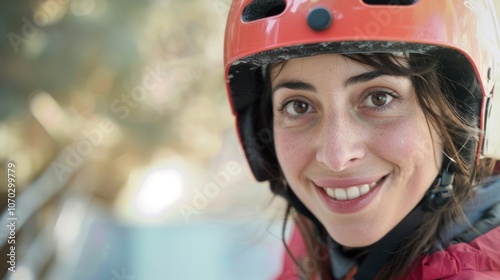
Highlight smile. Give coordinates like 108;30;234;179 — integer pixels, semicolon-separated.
320;176;386;201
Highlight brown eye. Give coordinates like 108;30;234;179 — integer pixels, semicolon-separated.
371;93;388;106
284;100;312;116
293;101;309;114
362;90;394;108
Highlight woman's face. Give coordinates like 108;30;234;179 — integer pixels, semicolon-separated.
272;54;442;247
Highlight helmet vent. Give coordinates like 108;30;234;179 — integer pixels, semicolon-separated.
242;0;286;22
362;0;418;5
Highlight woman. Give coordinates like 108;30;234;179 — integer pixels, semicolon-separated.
224;1;500;279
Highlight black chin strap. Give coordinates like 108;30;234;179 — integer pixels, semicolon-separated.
354;167;455;279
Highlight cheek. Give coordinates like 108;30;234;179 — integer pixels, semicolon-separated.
376;117;442;187
377;112;436;158
274;127;314;178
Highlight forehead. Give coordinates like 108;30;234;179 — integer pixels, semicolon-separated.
269;54;374;88
270;53;410;83
271;54;368;73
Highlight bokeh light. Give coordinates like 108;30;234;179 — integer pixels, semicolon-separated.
135;168;184;216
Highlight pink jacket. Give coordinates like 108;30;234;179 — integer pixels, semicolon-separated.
408;226;500;280
276;225;500;280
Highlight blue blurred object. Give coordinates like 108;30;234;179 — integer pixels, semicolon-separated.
63;213;284;280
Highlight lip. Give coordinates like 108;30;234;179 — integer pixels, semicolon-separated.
314;175;388;214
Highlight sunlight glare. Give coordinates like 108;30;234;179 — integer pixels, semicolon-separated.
135;169;184;216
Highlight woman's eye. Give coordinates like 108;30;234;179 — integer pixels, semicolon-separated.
284;100;312;115
363;91;394;107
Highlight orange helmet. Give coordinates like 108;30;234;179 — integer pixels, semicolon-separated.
224;0;500;182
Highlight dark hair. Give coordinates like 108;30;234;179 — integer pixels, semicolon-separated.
257;52;496;279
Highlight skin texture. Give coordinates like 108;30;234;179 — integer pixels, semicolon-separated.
272;54;443;247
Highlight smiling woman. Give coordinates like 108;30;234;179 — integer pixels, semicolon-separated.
271;54;443;248
224;1;500;279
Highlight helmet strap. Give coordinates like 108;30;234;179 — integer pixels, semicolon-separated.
422;161;455;212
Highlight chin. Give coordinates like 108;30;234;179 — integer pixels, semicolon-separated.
325;225;386;248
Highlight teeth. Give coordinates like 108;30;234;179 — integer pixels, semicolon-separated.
334;188;347;200
326;188;335;197
360;184;370;195
323;179;381;201
347;186;360;200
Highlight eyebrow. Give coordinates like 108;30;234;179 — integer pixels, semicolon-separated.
272;81;317;93
272;70;386;93
344;70;385;88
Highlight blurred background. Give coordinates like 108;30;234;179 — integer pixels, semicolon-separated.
3;1;500;280
0;1;288;279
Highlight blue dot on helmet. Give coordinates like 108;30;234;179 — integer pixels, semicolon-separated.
307;7;332;31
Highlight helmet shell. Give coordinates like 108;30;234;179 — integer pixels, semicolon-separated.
224;0;500;181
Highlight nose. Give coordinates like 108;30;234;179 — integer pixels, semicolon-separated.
315;111;366;172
